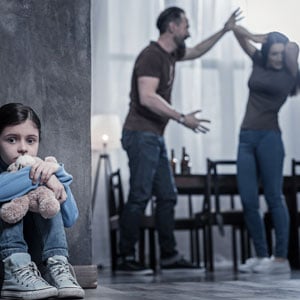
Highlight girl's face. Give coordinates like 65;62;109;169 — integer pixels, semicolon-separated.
267;43;285;70
0;119;39;165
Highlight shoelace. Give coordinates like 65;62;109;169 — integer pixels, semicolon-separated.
13;262;45;286
48;260;77;285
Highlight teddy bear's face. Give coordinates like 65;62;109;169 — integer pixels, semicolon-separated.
7;154;36;172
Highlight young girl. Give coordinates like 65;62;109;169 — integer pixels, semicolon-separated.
0;103;85;299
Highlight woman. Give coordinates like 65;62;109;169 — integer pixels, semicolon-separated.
233;25;299;274
0;103;84;299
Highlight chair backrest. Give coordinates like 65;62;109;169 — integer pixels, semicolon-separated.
206;159;239;211
292;159;300;177
205;159;241;236
291;159;300;205
108;169;125;218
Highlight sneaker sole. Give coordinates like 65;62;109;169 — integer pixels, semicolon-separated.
253;268;291;274
1;287;58;300
57;287;85;299
238;268;254;273
114;269;154;276
161;267;205;273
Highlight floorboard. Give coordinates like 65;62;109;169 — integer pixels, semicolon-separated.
81;266;300;300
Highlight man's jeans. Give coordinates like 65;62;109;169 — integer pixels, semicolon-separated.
237;129;289;258
0;211;68;263
119;129;178;259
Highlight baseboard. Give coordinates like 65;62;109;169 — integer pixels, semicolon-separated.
73;265;98;289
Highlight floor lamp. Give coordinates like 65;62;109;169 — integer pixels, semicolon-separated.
91;114;121;215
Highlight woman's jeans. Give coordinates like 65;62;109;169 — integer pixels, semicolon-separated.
237;129;289;258
119;129;178;259
0;211;68;263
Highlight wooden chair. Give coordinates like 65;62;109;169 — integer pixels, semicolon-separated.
108;169;156;273
263;162;300;268
290;159;300;268
174;174;210;267
200;159;251;271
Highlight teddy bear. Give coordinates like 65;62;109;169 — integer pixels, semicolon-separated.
0;154;61;224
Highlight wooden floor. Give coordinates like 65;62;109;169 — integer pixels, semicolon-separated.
83;266;300;300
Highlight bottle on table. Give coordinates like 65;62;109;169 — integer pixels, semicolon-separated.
170;149;177;174
180;147;191;175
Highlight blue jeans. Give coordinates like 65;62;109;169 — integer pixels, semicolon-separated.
0;211;68;263
119;129;178;259
237;130;289;258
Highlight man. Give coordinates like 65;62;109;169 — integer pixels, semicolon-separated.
118;6;241;275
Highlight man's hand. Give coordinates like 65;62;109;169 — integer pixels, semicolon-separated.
182;110;211;134
224;8;243;32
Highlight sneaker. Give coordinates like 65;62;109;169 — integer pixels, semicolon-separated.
44;255;85;299
160;255;202;270
115;257;154;275
238;257;266;273
1;253;58;300
253;256;291;274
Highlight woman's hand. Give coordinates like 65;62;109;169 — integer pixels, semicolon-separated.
46;175;67;203
251;33;268;44
30;158;60;184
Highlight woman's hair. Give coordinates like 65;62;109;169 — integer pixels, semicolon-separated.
261;31;289;66
261;31;300;96
0;103;41;139
156;6;185;34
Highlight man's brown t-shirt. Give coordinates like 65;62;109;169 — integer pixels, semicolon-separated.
123;41;180;136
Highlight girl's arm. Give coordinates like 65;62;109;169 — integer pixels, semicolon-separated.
0;164;79;227
233;25;267;58
50;164;79;227
60;185;79;228
37;164;79;228
0;167;39;201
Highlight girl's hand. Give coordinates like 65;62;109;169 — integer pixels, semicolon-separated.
46;175;67;203
30;159;60;184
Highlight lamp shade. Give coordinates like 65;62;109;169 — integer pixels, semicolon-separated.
91;114;122;151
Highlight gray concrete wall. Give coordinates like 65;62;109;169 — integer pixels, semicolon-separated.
0;0;92;265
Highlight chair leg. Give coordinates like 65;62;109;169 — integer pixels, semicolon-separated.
190;229;194;263
265;218;273;256
205;224;214;271
110;231;117;273
231;227;238;271
149;229;156;272
195;229;201;267
240;227;246;263
139;229;145;265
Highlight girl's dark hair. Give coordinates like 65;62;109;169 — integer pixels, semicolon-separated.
156;6;185;34
0;103;41;139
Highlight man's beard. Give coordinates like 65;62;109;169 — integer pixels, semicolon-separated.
176;40;186;59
